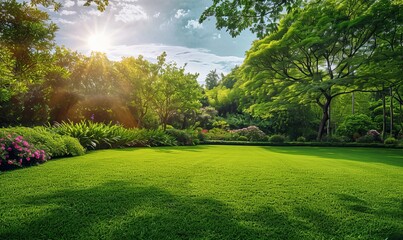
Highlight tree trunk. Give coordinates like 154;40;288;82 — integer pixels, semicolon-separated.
352;92;355;115
390;87;394;137
382;90;387;140
327;103;331;136
317;98;331;141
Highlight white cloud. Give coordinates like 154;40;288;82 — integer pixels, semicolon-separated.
63;0;75;8
105;44;243;83
60;10;76;15
213;33;221;39
185;19;203;29
115;5;148;23
54;18;75;25
88;9;103;16
153;12;161;18
175;9;189;19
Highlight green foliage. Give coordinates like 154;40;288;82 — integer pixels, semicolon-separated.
204;128;236;141
0;126;84;158
131;129;176;147
62;136;86;156
269;135;285;143
356;134;376;143
321;135;346;143
237;136;248;141
337;114;375;141
384;137;398;145
205;69;220;90
200;0;301;38
296;136;306;142
212;120;229;129
165;129;196;146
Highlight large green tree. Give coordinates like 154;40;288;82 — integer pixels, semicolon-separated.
115;56;159;128
0;0;57;125
153;53;202;130
242;0;391;140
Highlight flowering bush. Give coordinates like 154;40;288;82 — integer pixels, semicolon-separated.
230;126;267;141
0;134;48;171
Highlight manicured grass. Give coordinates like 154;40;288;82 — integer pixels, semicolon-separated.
1;146;402;239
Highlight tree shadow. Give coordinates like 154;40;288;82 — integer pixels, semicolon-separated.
261;146;403;167
0;181;292;239
336;193;373;213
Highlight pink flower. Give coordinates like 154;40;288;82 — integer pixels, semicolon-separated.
19;159;22;164
7;160;13;165
27;157;30;161
7;147;12;151
22;141;29;147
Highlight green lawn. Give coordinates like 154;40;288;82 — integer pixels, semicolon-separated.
1;146;402;239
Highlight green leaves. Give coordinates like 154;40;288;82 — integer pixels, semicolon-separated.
200;0;302;38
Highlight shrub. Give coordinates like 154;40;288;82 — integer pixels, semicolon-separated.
0;127;84;158
296;136;306;142
212;120;229;130
322;135;345;143
238;136;249;141
62;136;86;156
384;137;398;145
269;135;285;143
230;126;267;141
142;129;176;147
337;114;375;141
126;129;176;147
166;129;194;146
0;134;48;171
204;128;236;141
356;134;375;143
51;120;137;150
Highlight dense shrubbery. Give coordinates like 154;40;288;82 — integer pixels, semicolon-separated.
384;137;398;145
165;129;199;146
269;135;285;143
0;127;85;158
204;128;236;141
337;114;375;141
50;120;192;148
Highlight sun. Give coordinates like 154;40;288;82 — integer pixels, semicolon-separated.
87;33;111;52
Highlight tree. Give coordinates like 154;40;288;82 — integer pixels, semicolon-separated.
115;56;159;128
153;53;202;130
199;0;302;38
205;69;220;90
0;0;57;125
242;0;386;140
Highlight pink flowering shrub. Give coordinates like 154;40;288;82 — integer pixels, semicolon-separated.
230;126;267;141
0;134;48;171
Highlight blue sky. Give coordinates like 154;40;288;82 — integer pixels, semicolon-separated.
44;0;256;83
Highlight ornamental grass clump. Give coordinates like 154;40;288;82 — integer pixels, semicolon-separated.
0;134;48;171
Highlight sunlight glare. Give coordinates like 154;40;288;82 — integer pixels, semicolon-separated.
87;33;111;52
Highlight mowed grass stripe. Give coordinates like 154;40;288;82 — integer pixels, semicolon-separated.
0;146;402;239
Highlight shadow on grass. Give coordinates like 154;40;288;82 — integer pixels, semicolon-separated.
261;146;403;167
0;181;301;239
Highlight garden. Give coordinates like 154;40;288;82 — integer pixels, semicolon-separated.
1;0;403;239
